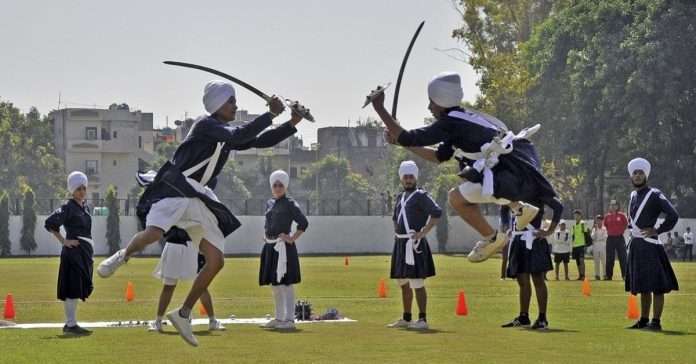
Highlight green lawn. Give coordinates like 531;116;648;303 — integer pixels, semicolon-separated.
0;256;694;363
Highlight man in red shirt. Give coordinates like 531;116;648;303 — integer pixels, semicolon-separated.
603;200;628;280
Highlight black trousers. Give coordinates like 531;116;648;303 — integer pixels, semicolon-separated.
606;236;627;279
685;245;693;261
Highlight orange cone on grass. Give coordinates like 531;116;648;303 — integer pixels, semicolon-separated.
344;256;350;267
125;281;135;302
626;294;639;319
377;278;388;298
456;291;468;316
199;303;208;316
3;293;15;320
582;277;591;297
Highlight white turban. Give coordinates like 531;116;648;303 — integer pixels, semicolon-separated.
628;157;651;178
398;160;419;179
269;170;289;189
67;171;88;193
427;72;463;108
203;80;236;114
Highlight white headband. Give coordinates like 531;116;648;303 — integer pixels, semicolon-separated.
427;72;463;108
398;160;419;179
203;80;236;114
269;170;289;189
67;171;88;193
628;157;651;178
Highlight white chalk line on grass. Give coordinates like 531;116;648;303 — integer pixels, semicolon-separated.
0;317;356;329
9;292;696;305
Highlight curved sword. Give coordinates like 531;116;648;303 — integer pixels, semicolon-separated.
391;20;425;119
163;61;315;122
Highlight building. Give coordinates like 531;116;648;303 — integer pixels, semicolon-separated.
316;123;387;179
49;104;155;200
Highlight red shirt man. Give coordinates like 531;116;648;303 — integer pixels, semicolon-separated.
604;208;628;237
603;200;628;280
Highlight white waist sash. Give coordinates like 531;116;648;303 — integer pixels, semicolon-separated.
511;227;537;250
264;237;287;282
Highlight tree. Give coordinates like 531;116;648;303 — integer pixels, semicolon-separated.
105;185;121;255
0;102;66;200
301;154;375;214
20;186;37;255
0;190;10;256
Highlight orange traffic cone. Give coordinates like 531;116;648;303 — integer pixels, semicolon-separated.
456;291;468;316
344;256;350;267
125;281;135;302
198;303;207;316
377;278;388;298
626;294;639;319
4;293;15;320
581;277;591;297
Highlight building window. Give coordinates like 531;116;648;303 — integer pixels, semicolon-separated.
113;160;117;166
290;167;298;178
86;127;98;140
113;131;118;139
138;135;142;149
300;166;307;176
85;160;98;176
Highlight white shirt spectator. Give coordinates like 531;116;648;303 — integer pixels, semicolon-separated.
684;231;693;246
551;229;572;254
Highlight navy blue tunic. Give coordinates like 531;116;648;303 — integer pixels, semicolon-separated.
625;186;679;294
397;108;557;203
136;115;297;236
259;196;308;285
390;189;442;279
45;199;94;301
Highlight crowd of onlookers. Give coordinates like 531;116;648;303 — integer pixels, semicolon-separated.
502;199;693;281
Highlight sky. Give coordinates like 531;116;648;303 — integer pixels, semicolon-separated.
0;0;479;144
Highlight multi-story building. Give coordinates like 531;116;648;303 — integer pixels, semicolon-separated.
49;103;155;200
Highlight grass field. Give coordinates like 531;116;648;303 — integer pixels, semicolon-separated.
0;255;694;364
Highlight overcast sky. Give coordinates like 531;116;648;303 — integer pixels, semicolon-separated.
0;0;478;143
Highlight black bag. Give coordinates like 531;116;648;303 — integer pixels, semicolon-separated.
583;223;593;247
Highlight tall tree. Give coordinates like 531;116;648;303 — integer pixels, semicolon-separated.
0;190;10;256
104;185;121;255
20;186;37;255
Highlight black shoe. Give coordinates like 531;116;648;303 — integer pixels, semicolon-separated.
627;320;649;330
63;324;92;335
531;319;549;330
576;276;585;281
501;316;531;328
605;277;612;281
646;321;662;331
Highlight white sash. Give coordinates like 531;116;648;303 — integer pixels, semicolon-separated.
77;236;94;247
449;111;541;197
182;142;225;186
628;188;660;245
395;190;424;266
512;224;536;250
264;237;287;283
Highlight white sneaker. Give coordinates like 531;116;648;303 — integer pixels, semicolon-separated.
468;232;508;263
386;319;410;328
97;249;127;278
166;308;198;347
408;319;429;330
147;320;163;333
275;320;296;330
515;203;539;230
261;319;282;329
208;319;225;331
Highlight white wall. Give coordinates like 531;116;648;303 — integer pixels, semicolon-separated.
6;216;695;257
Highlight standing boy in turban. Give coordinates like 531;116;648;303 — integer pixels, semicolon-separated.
98;80;305;346
386;161;441;330
625;158;679;331
369;72;562;263
259;170;308;331
45;171;94;336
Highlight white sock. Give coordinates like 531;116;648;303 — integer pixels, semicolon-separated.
64;298;78;327
283;285;295;322
156;315;163;322
271;285;284;320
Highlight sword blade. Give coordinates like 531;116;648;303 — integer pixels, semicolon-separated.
163;61;271;102
391;21;425;119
